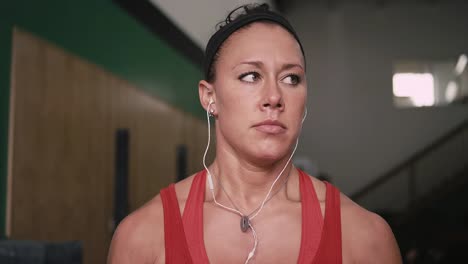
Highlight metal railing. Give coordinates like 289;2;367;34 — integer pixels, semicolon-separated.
352;118;468;213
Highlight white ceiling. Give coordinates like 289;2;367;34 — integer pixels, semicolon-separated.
148;0;276;49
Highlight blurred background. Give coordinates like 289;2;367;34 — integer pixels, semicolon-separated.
0;0;467;263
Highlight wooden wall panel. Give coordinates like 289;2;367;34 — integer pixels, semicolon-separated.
9;29;115;264
8;28;208;264
124;87;184;210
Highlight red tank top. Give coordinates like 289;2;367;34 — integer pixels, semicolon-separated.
160;169;342;263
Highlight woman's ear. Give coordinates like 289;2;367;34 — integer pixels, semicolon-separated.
199;80;216;113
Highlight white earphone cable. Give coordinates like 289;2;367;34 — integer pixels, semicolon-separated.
202;101;307;264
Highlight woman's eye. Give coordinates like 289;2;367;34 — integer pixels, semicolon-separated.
239;72;260;83
282;75;300;85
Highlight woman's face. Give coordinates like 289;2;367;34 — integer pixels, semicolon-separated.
204;22;307;165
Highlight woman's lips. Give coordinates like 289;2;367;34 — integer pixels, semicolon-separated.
253;120;286;134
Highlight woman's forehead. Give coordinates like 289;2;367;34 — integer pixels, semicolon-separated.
218;22;305;68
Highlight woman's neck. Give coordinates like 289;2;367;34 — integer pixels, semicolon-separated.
209;146;294;212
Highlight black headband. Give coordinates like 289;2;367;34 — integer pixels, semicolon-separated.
204;9;306;80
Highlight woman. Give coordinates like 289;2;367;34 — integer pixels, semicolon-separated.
108;4;401;264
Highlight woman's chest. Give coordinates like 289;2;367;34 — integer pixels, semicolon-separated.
200;204;305;263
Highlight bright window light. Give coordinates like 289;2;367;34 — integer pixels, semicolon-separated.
445;81;459;103
455;54;467;76
393;73;435;107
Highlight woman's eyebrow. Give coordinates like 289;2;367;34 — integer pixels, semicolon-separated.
233;61;304;71
281;63;304;71
232;60;264;70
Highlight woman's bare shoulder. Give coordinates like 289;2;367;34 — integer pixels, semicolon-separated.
302;173;402;264
107;194;165;264
107;173;198;264
340;193;402;264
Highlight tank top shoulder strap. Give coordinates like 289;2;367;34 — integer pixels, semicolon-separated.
182;170;210;263
160;184;193;263
312;181;342;264
297;169;324;263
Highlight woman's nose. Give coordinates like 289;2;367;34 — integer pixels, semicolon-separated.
261;82;284;111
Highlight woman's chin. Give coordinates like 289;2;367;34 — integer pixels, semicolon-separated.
248;146;292;166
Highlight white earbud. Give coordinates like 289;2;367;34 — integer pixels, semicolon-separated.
208;99;215;116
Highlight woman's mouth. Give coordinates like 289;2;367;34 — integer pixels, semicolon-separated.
253;120;287;134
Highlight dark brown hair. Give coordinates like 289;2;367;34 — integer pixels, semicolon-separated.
204;3;305;82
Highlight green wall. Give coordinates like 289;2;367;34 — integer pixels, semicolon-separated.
0;0;203;237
